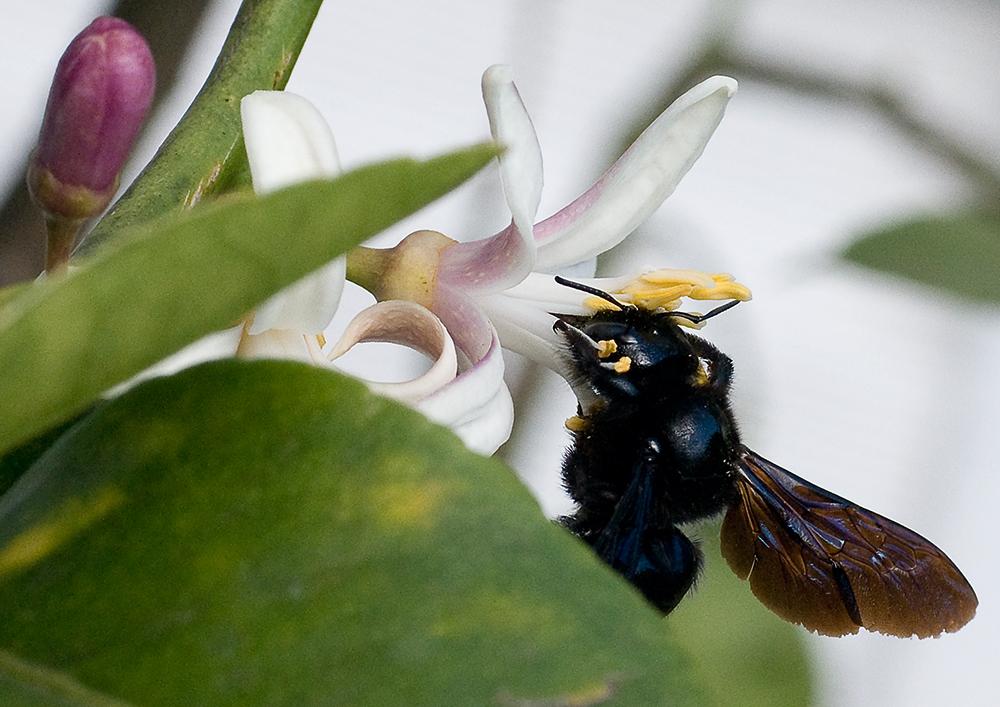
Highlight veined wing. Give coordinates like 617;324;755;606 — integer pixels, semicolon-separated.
720;447;977;638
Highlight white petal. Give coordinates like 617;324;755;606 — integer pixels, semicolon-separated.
436;67;542;295
483;64;542;259
533;76;737;271
248;257;346;335
477;281;570;374
328;300;458;404
241;91;346;334
241;91;341;194
236;327;328;364
440;382;514;456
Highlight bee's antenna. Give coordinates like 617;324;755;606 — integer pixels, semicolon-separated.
554;276;629;310
669;299;741;324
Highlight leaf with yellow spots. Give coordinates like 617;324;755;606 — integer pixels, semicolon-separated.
0;359;711;707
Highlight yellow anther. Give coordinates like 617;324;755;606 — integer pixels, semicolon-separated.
582;295;624;312
620;283;694;310
597;339;617;359
689;273;752;301
638;268;717;289
613;356;632;374
675;317;707;330
565;415;588;432
586;268;751;317
576;268;751;321
316;332;327;348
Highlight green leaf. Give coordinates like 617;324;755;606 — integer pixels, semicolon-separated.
668;522;814;707
82;0;327;250
0;283;30;310
0;409;94;500
843;210;1000;303
0;360;705;706
0;651;133;707
0;144;495;457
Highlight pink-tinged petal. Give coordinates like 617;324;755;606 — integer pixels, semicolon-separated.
533;76;737;272
437;65;541;294
328;300;458;404
418;284;514;454
416;331;513;455
241;91;346;334
437;220;534;295
430;283;496;363
483;64;542;254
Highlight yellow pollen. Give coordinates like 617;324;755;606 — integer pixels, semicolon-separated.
565;415;588;432
613;356;632;374
597;339;617;359
620;283;695;310
692;361;710;386
582;296;623;312
586;268;752;321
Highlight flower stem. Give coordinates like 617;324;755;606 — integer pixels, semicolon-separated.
43;217;84;275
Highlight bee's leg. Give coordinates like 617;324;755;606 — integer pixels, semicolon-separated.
622;526;701;614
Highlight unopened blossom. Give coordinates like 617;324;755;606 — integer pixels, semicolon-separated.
28;16;155;272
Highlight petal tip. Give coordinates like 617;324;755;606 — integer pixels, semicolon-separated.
704;75;739;97
482;64;514;90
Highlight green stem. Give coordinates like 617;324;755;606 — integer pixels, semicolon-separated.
44;216;85;275
80;0;326;253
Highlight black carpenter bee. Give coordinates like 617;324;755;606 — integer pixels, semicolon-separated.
552;275;977;637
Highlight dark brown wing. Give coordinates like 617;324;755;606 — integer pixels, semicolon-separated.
719;447;977;638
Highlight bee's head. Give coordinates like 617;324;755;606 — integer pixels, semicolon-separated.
553;307;698;400
550;276;741;402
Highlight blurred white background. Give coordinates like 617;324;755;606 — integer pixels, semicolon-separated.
4;1;999;705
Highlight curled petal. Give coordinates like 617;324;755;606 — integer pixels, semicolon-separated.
421;284;514;454
533;76;738;271
241;91;345;334
437;65;541;294
429;377;514;456
328;300;457;404
417;331;513;455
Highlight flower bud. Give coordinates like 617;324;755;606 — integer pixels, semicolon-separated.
27;16;156;222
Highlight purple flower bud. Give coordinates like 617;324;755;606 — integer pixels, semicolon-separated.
28;16;156;221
